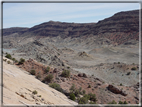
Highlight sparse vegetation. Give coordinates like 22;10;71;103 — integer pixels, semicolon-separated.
70;84;76;93
88;84;91;88
119;101;128;104
69;93;76;101
43;74;53;83
67;66;70;69
82;90;86;95
45;66;50;73
5;54;12;59
49;83;63;92
7;61;11;64
120;83;123;86
3;59;7;62
131;67;136;70
78;95;89;104
108;100;117;104
61;69;70;78
38;95;41;97
18;58;25;65
88;93;97;102
118;62;120;64
126;72;131;75
32;90;38;95
30;69;36;75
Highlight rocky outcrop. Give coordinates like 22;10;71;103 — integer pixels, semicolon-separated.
78;73;87;78
2;57;77;105
3;9;140;45
107;85;127;96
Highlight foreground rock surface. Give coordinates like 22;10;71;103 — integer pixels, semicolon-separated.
2;57;77;105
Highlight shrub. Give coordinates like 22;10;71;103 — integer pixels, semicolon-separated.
43;74;53;83
131;67;136;70
119;101;123;104
88;84;91;88
18;58;25;65
69;93;76;101
45;66;50;73
120;83;123;86
88;93;97;102
108;100;117;104
12;58;16;61
78;96;89;104
32;90;37;95
3;59;7;62
126;72;131;75
124;101;128;104
119;101;128;104
49;83;63;92
61;69;70;78
36;74;41;79
67;66;70;69
38;95;41;97
82;90;86;95
74;89;80;97
118;62;120;64
7;61;11;64
30;69;36;75
5;54;11;59
69;84;76;93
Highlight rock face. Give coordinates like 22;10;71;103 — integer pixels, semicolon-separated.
2;57;77;105
3;9;140;45
107;85;127;96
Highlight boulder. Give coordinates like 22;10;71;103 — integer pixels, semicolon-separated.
107;85;127;96
53;68;59;73
78;73;87;78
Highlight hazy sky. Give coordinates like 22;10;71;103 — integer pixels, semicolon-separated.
3;2;140;28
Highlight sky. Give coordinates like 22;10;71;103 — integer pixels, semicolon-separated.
3;1;140;28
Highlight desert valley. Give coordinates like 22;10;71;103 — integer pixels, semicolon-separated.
1;9;141;105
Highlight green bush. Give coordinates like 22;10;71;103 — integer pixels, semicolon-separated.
119;101;128;104
45;66;50;73
49;83;63;92
74;89;80;97
118;62;120;64
131;67;136;70
32;90;38;95
61;69;70;78
69;84;76;93
124;101;128;104
108;100;117;104
5;54;11;59
3;59;7;62
30;69;36;75
7;61;11;64
82;90;86;95
18;58;25;65
120;83;123;86
12;58;16;61
78;96;89;104
43;74;53;83
69;93;76;101
88;93;97;102
88;84;91;88
67;66;70;69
